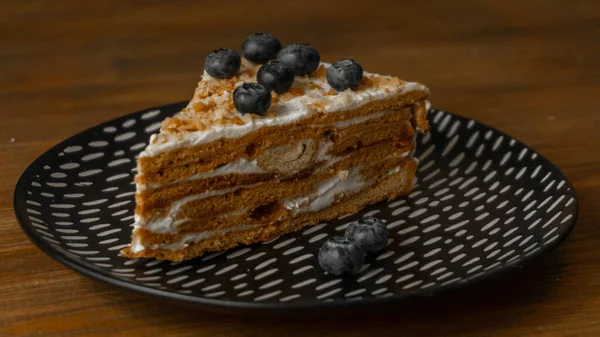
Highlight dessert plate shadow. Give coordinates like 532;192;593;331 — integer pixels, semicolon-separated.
14;102;578;312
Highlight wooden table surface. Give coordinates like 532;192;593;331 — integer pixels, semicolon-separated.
2;1;600;336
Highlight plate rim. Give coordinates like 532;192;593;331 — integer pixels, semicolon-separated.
13;102;580;311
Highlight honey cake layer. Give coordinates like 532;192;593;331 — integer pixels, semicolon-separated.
135;138;415;222
122;162;416;261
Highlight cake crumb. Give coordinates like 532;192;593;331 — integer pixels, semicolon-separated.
312;65;327;79
192;102;206;112
282;87;305;100
231;117;244;125
310;101;326;110
337;170;349;181
361;75;374;88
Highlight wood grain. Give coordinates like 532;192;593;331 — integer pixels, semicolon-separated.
2;0;600;336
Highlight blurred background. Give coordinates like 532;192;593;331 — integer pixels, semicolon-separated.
2;0;597;158
2;1;600;336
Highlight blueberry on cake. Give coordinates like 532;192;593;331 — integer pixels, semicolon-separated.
121;33;430;261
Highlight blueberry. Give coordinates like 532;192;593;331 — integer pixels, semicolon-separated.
232;83;271;116
326;59;363;91
242;32;282;64
345;216;388;254
276;44;320;76
318;237;365;276
257;61;295;93
204;48;241;79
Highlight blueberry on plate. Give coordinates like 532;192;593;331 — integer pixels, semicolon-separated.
232;83;271;116
318;236;365;276
257;61;295;93
242;32;282;64
345;216;388;254
204;48;241;79
276;44;320;76
326;59;363;91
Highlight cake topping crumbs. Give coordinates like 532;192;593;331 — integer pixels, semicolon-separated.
271;92;279;104
312;64;327;79
231;117;245;125
310;101;326;110
289;87;305;96
196;91;210;99
192;102;206;112
169;61;418;133
196;121;208;131
169;35;421;133
361;75;372;86
374;76;401;87
283;87;304;100
151;133;167;144
165;34;421;135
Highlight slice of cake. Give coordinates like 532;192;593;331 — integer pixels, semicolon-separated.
122;33;429;261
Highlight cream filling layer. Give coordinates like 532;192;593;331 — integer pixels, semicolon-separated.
306;168;365;213
130;224;262;253
140;159;264;192
138;183;262;233
282;160;408;215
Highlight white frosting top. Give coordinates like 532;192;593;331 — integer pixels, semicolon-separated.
139;61;428;157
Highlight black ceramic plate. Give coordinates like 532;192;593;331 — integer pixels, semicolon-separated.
14;103;578;311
